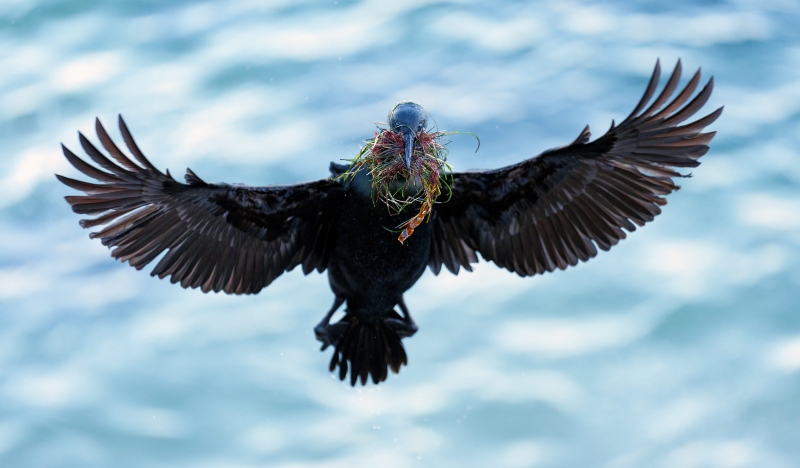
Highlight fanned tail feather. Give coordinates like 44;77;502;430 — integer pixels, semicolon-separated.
327;312;409;386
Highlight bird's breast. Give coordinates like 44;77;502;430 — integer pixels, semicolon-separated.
327;190;431;314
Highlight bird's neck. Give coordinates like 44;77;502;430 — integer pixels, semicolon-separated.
347;167;425;199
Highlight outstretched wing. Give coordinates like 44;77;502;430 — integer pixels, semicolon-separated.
429;59;723;276
57;116;344;294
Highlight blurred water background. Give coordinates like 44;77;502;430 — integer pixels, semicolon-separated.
1;0;799;466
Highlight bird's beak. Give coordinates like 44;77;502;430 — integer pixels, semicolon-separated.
402;130;415;170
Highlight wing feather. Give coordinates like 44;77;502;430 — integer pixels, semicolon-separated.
58;116;343;294
430;60;722;276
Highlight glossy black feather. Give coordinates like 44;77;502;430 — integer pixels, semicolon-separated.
58;116;344;295
429;59;722;276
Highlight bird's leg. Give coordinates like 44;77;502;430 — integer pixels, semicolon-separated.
314;295;346;351
385;296;418;338
397;297;412;321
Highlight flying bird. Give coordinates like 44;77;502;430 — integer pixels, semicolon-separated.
57;60;722;386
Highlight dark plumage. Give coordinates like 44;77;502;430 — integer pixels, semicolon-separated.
57;60;722;385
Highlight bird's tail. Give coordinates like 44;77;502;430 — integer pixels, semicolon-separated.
327;311;409;386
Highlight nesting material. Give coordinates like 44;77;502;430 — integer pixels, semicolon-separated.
339;128;454;243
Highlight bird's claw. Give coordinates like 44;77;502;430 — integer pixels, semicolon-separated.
314;321;348;351
315;312;416;352
384;317;418;338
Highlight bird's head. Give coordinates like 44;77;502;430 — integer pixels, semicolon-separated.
387;101;429;170
338;101;453;242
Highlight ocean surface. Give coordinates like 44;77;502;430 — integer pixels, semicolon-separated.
1;1;799;466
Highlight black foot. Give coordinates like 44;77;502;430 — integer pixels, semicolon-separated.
384;316;418;338
314;321;349;351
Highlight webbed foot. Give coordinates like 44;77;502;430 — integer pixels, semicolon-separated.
384;316;418;338
314;320;349;351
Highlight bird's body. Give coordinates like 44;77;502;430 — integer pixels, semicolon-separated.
328;172;431;320
57;60;722;385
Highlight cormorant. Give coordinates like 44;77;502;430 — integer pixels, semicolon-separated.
56;60;722;385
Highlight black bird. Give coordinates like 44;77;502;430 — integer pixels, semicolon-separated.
56;60;722;386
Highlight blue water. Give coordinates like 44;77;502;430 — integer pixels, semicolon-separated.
1;1;799;466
